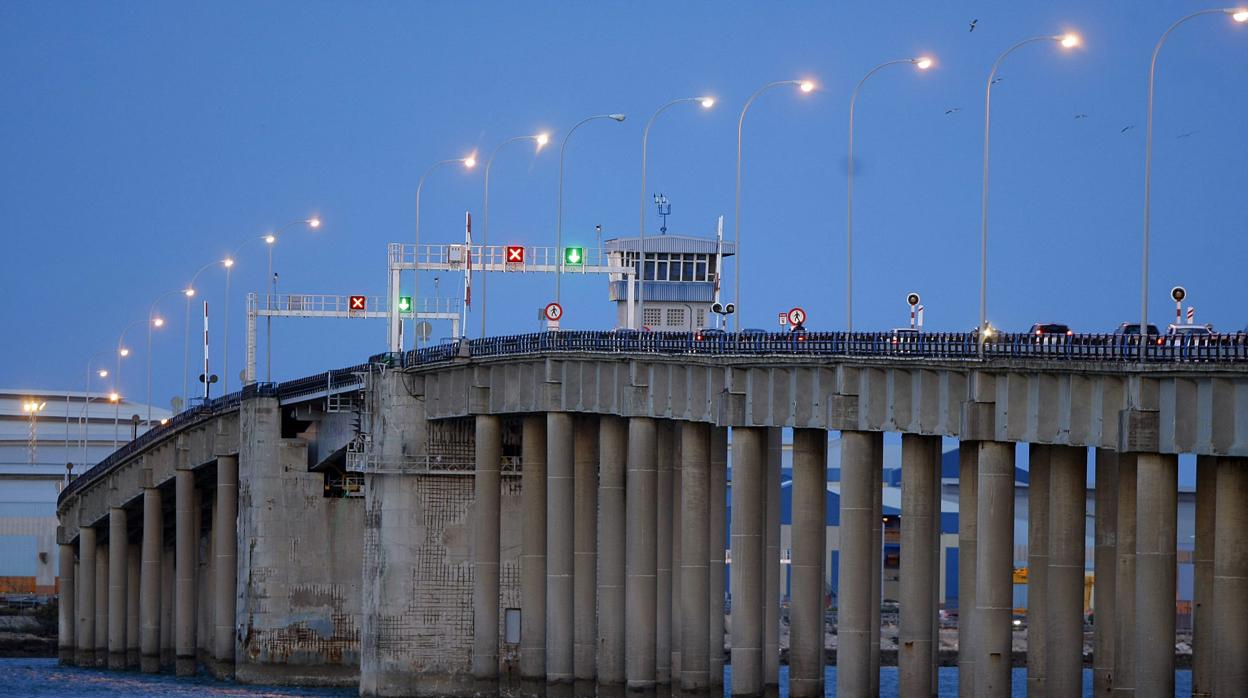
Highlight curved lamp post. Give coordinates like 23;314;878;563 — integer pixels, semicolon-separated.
260;217;321;379
182;260;230;406
113;318;149;448
481;133;549;338
978;33;1081;358
80;351;116;467
145;288;186;423
555;113;627;305
638;97;715;327
734;79;815;330
1139;7;1247;358
412;157;475;346
846;58;932;332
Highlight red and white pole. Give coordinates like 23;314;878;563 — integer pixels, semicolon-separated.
1176;299;1182;325
917;305;925;330
1187;306;1194;325
203;301;210;399
909;306;916;329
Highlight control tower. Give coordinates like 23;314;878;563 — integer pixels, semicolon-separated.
604;225;736;331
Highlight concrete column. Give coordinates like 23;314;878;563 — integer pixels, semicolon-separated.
1213;456;1248;695
1047;445;1086;697
930;437;941;696
974;440;1015;696
680;421;710;692
1093;449;1118;695
126;542;140;667
95;540;107;666
213;455;237;672
546;411;574;684
1134;453;1176;698
655;421;673;685
58;543;75;664
836;430;877;696
1027;444;1052;696
573;415;598;683
108;507;127;669
76;527;94;667
1113;454;1137;696
472;415;501;681
899;434;937;697
160;544;174;667
625;416;657;690
790;428;827;698
671;427;683;682
1191;455;1216;697
730;426;765;696
957;443;979;698
763;427;781;688
175;468;196;676
520;414;547;682
708;426;728;688
140;487;163;673
596;416;627;685
870;433;883;697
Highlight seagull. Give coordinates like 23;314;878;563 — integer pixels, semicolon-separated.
945;107;961;115
1075;113;1089;119
991;76;1004;85
969;19;979;32
1121;125;1135;133
1176;130;1199;139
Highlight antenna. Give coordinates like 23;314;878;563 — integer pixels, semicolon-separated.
653;193;671;234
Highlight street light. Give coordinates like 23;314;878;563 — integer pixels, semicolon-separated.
1139;8;1246;359
182;260;226;406
412;156;476;347
146;289;184;423
978;33;1081;357
481;132;550;338
262;217;321;381
734;79;816;330
80;351;112;467
555;113;627;305
113;318;149;448
638;97;715;327
846;57;933;332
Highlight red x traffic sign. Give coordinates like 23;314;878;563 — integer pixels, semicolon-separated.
349;296;367;310
506;246;525;263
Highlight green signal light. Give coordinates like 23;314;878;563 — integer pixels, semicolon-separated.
397;296;412;312
564;247;584;265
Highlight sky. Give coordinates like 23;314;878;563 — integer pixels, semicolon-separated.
2;1;1247;412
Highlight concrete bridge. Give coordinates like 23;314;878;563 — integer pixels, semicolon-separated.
55;331;1248;696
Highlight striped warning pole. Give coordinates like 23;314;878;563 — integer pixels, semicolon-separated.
917;305;925;330
1186;306;1195;325
203;301;210;399
910;306;916;329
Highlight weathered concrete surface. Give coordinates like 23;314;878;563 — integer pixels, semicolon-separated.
835;430;876;696
57;542;74;664
790;428;826;698
957;443;978;698
1134;453;1177;698
625;417;657;691
75;526;95;667
1027;445;1051;696
1093;449;1117;695
596;416;627;686
730;426;764;696
1213;457;1248;695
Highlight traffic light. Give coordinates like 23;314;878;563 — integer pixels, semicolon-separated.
563;247;584;266
397;296;412;312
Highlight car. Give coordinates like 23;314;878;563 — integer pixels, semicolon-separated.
1163;323;1214;344
1114;322;1160;336
889;328;921;353
694;327;726;341
1029;323;1073;347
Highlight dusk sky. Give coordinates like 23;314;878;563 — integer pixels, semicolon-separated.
3;1;1246;411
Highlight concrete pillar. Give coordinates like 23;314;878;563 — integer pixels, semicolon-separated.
126;542;140;667
1134;453;1176;698
974;440;1015;696
472;415;501;681
175;468;196;676
1191;455;1216;697
790;428;827;698
680;421;710;692
160;544;174;667
708;426;728;687
140;487;163;673
730;426;765;696
1113;454;1137;696
870;433;883;697
596;416;627;685
899;434;937;697
957;443;978;698
108;507;127;669
1213;456;1248;695
655;421;673;685
573;415;599;683
95;540;107;666
213;455;237;673
837;430;877;696
1047;445;1086;697
1093;449;1118;695
625;416;657;690
520;414;547;682
76;527;95;667
930;437;942;696
1027;444;1052;696
546;412;574;684
763;427;781;688
671;426;683;682
58;543;75;664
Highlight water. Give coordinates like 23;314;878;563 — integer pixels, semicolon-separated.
0;658;1194;697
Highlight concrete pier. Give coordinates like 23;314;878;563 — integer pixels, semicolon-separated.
899;434;937;697
58;543;75;664
836;430;877;696
213;455;237;674
957;443;978;698
671;428;683;682
520;414;548;682
730;426;765;696
573;416;598;683
656;422;673;685
1027;444;1051;696
174;468;196;676
1048;445;1085;697
708;426;728;688
679;421;710;692
94;540;107;666
625;416;657;690
472;415;501;681
870;433;882;697
1093;449;1118;695
596;416;627;685
763;427;781;688
1134;453;1176;698
1213;457;1247;694
1113;454;1137;696
545;411;574;684
1192;455;1215;697
140;487;163;673
126;543;140;667
974;440;1015;696
77;527;95;667
108;507;127;669
790;428;826;698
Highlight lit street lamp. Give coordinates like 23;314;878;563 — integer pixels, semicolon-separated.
480;132;549;338
80;351;115;467
555;113;627;304
846;58;932;332
262;217;321;381
978;33;1081;358
113;318;149;448
145;289;184;423
413;158;475;347
734;79;815;330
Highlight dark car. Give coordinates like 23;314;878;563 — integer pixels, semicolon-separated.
1029;323;1073;347
1114;322;1160;336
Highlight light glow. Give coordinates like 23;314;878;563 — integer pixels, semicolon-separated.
1233;9;1248;21
307;217;321;229
160;418;169;425
1060;33;1080;48
264;234;276;244
108;392;120;403
119;348;130;357
97;369;108;378
184;288;195;298
223;258;234;268
915;57;934;70
463;155;477;169
700;96;716;108
535;132;550;148
153;317;164;327
799;80;815;93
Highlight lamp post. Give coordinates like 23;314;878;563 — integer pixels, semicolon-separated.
846;58;932;332
113;318;148;448
1139;8;1247;359
978;33;1081;358
182;260;223;407
555;113;627;304
481;133;549;338
411;158;475;347
734;80;815;330
261;217;321;380
80;351;114;467
145;288;184;423
639;97;714;327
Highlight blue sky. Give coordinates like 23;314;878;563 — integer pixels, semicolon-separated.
2;1;1247;410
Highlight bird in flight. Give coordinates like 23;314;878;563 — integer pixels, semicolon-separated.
1176;131;1199;139
945;107;961;115
991;76;1004;85
969;19;979;32
1074;113;1089;119
1121;125;1136;133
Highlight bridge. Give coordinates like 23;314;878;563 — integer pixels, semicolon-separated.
54;330;1248;696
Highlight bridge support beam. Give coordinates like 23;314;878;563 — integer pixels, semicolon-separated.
472;415;501;682
974;440;1015;696
573;415;598;683
1048;445;1086;697
519;414;547;683
76;526;95;667
140;487;163;673
1214;456;1248;694
655;421;672;685
160;543;174;668
626;416;658;690
1135;453;1177;697
958;442;978;698
790;428;826;698
213;455;238;675
596;415;627;685
1027;445;1051;697
1114;454;1137;696
1093;449;1118;695
729;426;765;696
95;537;107;665
1192;455;1216;697
126;540;140;667
545;411;574;685
764;427;781;689
175;468;197;676
672;425;683;684
899;434;938;697
870;433;883;697
708;426;728;688
58;543;75;664
679;421;710;693
108;507;127;669
836;430;879;697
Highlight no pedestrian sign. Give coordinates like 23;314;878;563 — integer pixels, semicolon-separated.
787;307;807;326
544;302;563;322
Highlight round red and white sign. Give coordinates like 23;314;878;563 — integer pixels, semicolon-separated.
787;307;807;326
544;302;563;322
